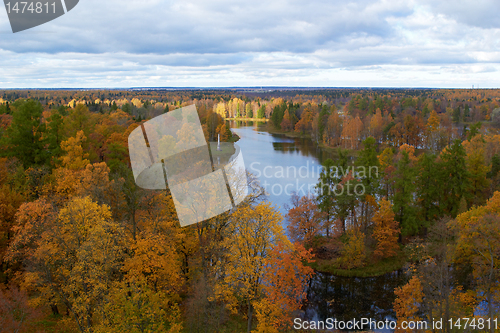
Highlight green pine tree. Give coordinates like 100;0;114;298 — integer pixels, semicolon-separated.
439;139;471;218
393;151;418;235
2;99;49;167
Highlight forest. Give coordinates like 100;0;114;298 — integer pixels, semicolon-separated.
0;88;499;332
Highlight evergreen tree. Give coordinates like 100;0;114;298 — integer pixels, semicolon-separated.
316;158;336;237
271;103;286;128
415;153;441;226
452;107;461;123
355;137;380;228
246;104;253;118
46;110;64;163
393;151;418;235
439;139;471;218
1;99;49;167
318;104;329;141
257;105;265;119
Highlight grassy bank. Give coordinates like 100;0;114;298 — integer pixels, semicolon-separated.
225;117;269;121
310;251;407;278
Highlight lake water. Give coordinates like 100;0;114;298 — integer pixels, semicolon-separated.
230;120;339;218
229;121;406;332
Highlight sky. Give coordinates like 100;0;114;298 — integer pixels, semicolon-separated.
0;0;499;88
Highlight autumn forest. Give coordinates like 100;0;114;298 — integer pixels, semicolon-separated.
0;88;499;332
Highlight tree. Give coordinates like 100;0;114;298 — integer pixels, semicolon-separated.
246;103;253;118
122;232;182;294
337;228;366;269
341;116;363;149
214;202;287;333
60;130;90;170
294;108;313;134
257;105;265;119
46;109;65;162
439;139;471;218
1;99;48;167
280;109;292;131
393;150;418;235
325;110;342;146
8;197;126;333
372;198;399;259
369;108;383;143
393;276;423;333
286;194;323;247
426;110;441;150
415;153;442;224
96;276;182;333
355;137;380;229
315;159;336;237
253;242;314;332
462;135;490;207
0;185;24;242
450;192;500;330
378;147;395;198
0;284;45;333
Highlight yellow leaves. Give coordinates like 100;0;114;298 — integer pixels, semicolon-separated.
60;130;89;170
337;228;366;269
378;147;394;172
398;144;418;163
393;276;423;333
10;196;127;331
254;242;314;332
214;202;288;320
426;110;440;132
253;298;281;333
372;198;400;259
96;275;183;333
451;192;500;307
122;232;182;294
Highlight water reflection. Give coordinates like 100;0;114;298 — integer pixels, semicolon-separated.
304;271;408;332
229;121;339;215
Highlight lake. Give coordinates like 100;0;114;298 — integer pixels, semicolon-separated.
229;120;339;217
229;120;406;332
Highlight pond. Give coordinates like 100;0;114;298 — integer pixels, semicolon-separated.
229;120;339;218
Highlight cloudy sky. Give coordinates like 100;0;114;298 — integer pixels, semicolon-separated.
0;0;499;88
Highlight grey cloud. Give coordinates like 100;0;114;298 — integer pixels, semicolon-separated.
421;0;500;29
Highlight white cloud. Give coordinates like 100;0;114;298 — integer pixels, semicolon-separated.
0;0;498;87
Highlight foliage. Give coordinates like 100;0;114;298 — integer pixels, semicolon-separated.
337;228;366;270
372;198;400;259
286;194;323;248
393;276;423;333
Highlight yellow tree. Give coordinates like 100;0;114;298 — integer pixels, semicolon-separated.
60;130;90;170
253;242;314;333
372;198;400;259
450;192;500;327
9;196;126;333
122;231;182;294
369;108;384;143
337;228;366;269
214;202;287;333
393;276;423;333
96;276;183;333
462;136;490;207
426;110;441;150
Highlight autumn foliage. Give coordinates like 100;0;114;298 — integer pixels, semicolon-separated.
372;198;400;259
